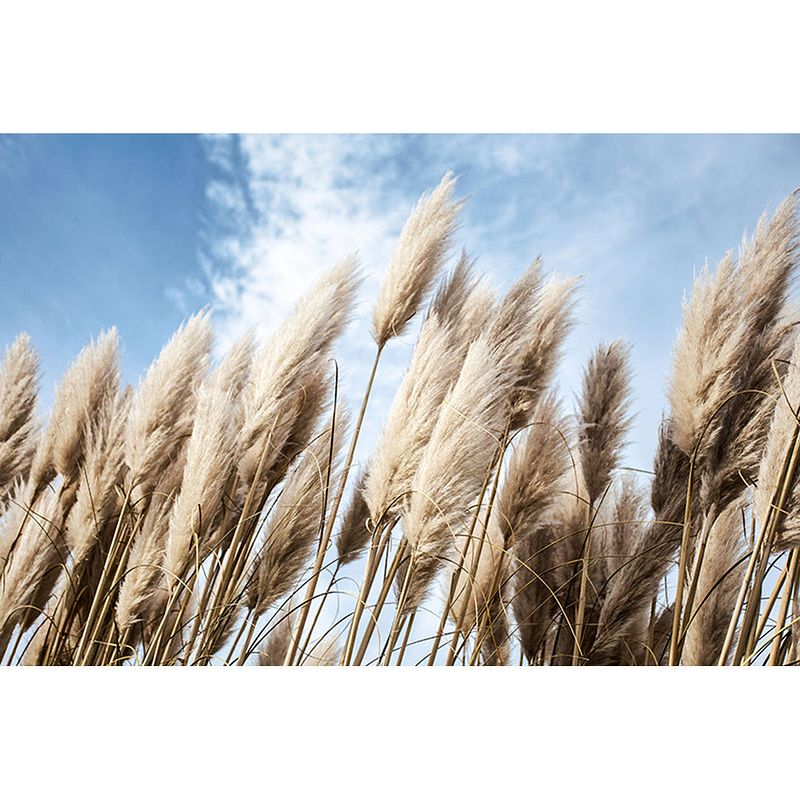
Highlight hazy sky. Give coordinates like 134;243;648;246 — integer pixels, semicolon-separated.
2;134;800;472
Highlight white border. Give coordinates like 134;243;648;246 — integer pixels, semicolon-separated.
1;1;799;131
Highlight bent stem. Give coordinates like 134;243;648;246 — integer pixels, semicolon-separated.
285;344;384;665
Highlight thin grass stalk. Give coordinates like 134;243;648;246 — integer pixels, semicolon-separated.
351;538;409;666
72;489;133;663
768;549;799;664
730;423;800;665
668;457;696;665
285;344;384;665
379;546;416;665
395;610;416;665
444;427;509;665
426;457;499;665
571;502;595;665
341;519;394;665
751;554;790;651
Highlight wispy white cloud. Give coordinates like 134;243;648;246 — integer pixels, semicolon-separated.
193;135;471;460
186;134;793;474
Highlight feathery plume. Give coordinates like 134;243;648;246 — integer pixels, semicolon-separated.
30;329;119;490
601;474;648;580
669;194;798;511
161;365;240;587
450;510;507;635
513;522;566;662
0;334;39;499
400;265;537;610
0;485;65;643
215;331;255;399
365;257;485;522
754;333;800;546
509;275;580;429
64;388;130;567
238;258;359;492
372;173;462;347
125;312;213;503
335;467;372;565
589;421;691;663
248;410;348;616
115;487;174;636
577;340;633;505
682;503;747;665
496;393;572;548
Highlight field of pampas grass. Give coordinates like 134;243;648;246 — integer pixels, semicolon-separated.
2;173;800;667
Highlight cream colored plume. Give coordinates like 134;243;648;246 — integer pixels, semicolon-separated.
365;257;489;522
238;258;359;492
0;484;65;643
372;173;462;347
669;194;798;511
248;409;348;616
577;340;633;505
509;274;579;429
682;503;747;665
400;264;537;610
31;328;119;489
64;388;130;567
125;312;213;503
161;359;240;588
0;334;40;500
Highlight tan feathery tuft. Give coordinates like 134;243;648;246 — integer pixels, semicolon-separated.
248;409;349;616
460;394;573;658
125;312;213;503
669;194;798;511
0;334;40;500
365;257;486;522
238;258;359;492
30;329;119;490
452;393;572;644
335;467;372;565
682;503;747;665
509;274;580;429
64;388;130;567
577;340;633;505
400;265;537;610
600;473;648;581
589;420;691;663
372;173;463;347
0;485;65;643
161;364;240;588
115;486;175;635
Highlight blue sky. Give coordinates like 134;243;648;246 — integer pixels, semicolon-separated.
1;134;800;472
